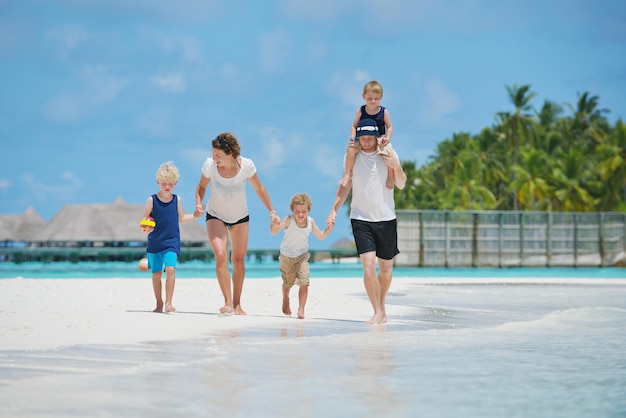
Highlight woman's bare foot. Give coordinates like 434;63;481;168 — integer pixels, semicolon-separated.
219;305;234;315
297;310;305;319
234;305;247;315
365;313;385;324
282;298;292;316
153;304;163;313
165;303;176;313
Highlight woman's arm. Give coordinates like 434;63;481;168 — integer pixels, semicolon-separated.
194;174;209;217
248;173;280;224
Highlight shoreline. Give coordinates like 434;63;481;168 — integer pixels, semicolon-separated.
1;276;625;351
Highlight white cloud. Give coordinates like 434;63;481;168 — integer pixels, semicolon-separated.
22;171;82;202
155;33;204;63
0;178;11;193
180;147;210;174
43;66;129;123
278;0;355;21
305;34;328;64
314;145;343;180
151;73;186;92
259;30;292;75
55;0;226;24
255;128;287;173
135;107;172;138
45;25;90;59
417;78;462;125
327;70;372;108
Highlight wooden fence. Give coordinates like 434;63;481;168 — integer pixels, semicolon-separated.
396;210;626;267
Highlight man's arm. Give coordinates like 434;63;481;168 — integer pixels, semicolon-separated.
327;180;351;227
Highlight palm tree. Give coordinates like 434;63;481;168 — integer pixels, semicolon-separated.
395;160;421;209
510;147;551;210
595;119;626;210
549;146;600;211
498;84;538;209
565;92;611;150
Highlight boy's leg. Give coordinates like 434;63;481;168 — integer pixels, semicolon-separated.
148;253;164;313
164;265;176;312
282;285;292;316
386;166;395;189
152;271;163;313
280;255;296;316
297;285;308;319
163;252;178;313
340;143;359;186
380;142;395;189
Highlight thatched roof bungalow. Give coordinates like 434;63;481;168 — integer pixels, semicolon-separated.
0;207;46;246
1;197;207;247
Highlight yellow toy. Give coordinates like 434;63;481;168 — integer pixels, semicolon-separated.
140;216;156;229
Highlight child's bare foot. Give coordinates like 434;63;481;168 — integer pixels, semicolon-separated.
365;313;385;324
234;305;247;315
297;309;305;319
153;303;163;313
165;303;176;313
282;297;292;316
219;305;234;315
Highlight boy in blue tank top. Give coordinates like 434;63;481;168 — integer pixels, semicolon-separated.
341;80;395;189
140;161;200;313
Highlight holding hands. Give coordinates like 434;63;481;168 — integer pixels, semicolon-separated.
194;204;205;218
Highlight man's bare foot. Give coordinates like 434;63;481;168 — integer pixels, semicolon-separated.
365;313;385;324
282;298;292;316
165;303;176;313
297;310;305;319
219;305;234;315
153;305;163;313
234;305;247;315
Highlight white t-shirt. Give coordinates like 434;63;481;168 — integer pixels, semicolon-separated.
201;157;256;224
349;150;397;222
280;216;312;258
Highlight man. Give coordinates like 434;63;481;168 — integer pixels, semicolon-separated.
327;118;407;324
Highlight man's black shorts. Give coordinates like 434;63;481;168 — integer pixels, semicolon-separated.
351;219;399;260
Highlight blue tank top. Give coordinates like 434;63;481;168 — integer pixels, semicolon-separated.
147;194;181;256
360;105;386;136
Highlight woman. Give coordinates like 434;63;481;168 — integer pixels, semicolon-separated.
194;132;280;315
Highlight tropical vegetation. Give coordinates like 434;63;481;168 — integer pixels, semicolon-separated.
395;84;626;213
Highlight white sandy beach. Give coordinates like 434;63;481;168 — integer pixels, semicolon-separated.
0;277;411;351
1;275;624;351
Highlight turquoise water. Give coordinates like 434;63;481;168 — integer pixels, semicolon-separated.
0;260;624;279
1;277;625;417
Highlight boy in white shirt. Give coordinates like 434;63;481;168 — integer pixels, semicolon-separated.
270;193;333;319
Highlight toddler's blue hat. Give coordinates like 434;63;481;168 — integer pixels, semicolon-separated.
355;118;379;138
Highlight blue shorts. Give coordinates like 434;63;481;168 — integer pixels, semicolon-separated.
351;219;399;260
147;251;178;273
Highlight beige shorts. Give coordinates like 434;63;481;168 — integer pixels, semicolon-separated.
279;253;310;288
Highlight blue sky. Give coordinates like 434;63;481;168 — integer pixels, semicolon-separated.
1;0;625;250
